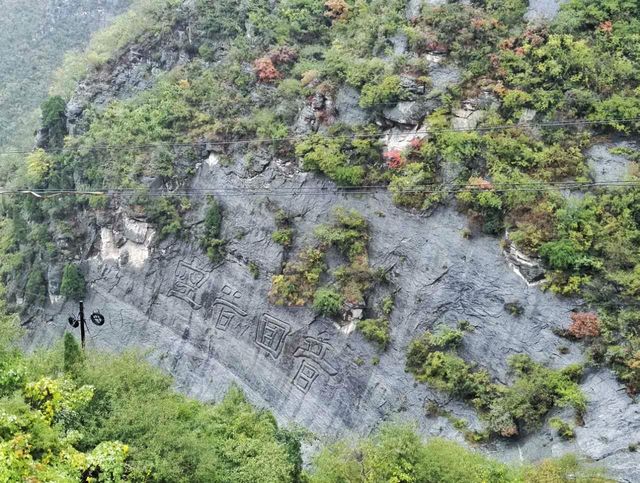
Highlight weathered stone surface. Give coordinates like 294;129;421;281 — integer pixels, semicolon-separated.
525;0;567;22
429;63;462;93
588;141;637;183
382;100;438;125
452;106;487;131
383;126;423;152
503;235;546;286
24;152;640;478
334;86;371;126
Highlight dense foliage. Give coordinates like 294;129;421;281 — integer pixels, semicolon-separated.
407;328;585;440
309;423;608;483
0;319;300;482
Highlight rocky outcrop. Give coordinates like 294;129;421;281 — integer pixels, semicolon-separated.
525;0;567;23
24;151;640;481
588;141;637;183
66;8;197;134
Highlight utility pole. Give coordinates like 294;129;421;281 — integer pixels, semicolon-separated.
68;300;105;350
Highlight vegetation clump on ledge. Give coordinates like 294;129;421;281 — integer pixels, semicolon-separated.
407;327;586;440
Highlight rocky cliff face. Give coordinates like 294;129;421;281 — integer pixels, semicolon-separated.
27;129;640;483
19;0;640;481
28;163;640;481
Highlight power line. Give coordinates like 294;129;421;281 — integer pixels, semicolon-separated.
3;179;640;199
0;116;638;157
13;179;640;191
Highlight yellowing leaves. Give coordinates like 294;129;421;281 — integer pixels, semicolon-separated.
25;148;52;185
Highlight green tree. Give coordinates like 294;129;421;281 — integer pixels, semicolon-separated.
313;287;344;317
60;264;86;301
25;265;47;306
63;332;84;377
40;96;67;150
200;197;226;262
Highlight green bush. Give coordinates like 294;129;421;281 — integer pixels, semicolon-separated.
295;131;384;187
270;247;326;306
550;418;576;440
308;423;607;482
145;197;185;241
40;96;67;150
358;318;390;349
314;207;369;260
63;332;84;377
25;265;47;306
407;330;586;439
200;198;225;262
313;287;344;317
272;228;294;247
359;75;405;108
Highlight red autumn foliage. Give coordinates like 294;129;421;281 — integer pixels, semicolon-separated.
425;40;448;53
409;138;423;150
269;46;298;64
254;57;281;82
325;0;349;21
568;312;601;339
500;424;519;438
598;20;613;33
467;177;493;190
500;37;516;50
523;29;546;47
384;150;404;170
471;18;488;30
514;47;526;57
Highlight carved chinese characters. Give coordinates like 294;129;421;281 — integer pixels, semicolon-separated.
166;263;340;395
255;314;290;359
168;261;208;309
212;285;248;331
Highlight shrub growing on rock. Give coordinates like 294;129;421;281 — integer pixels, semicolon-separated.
358;318;390;349
407;329;586;439
313;287;344;317
270;247;326;306
200;198;226;263
568;312;601;339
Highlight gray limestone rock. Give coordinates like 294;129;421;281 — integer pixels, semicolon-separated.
588;141;637;183
24;154;640;479
334;86;371;126
525;0;567;23
429;64;462;94
382;100;439;125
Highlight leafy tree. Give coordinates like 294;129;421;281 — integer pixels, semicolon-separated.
40;96;67;150
25;264;47;306
200;197;226;262
60;264;86;301
63;332;84;377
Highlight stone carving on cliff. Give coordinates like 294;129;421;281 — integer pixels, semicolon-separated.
212;284;248;331
168;260;209;309
255;314;291;359
292;337;338;394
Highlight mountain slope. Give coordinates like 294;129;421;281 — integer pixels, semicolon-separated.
6;0;640;480
0;0;131;151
